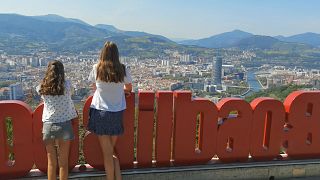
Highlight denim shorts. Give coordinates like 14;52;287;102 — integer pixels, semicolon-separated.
42;120;74;141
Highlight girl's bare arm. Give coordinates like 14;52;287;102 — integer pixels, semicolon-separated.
124;83;132;97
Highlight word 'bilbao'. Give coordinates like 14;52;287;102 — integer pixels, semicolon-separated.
0;91;319;179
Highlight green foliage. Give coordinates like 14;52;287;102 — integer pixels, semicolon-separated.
226;87;248;96
245;84;312;102
195;91;217;97
5;117;14;161
256;76;267;86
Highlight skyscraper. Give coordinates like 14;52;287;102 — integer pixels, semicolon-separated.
39;58;48;67
30;57;39;67
213;56;222;85
9;83;24;100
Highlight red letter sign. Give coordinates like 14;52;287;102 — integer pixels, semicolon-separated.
0;101;33;179
33;104;79;173
250;98;285;160
173;91;218;165
284;91;320;158
216;98;252;162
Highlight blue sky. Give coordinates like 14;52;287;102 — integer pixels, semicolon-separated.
0;0;319;39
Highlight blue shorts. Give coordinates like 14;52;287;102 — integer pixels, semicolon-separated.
88;108;124;136
42;120;74;141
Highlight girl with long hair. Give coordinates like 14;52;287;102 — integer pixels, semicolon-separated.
37;60;77;180
88;41;132;180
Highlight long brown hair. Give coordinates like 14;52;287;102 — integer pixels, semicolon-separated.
96;41;125;83
39;60;65;95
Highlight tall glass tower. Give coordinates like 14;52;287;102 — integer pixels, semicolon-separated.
213;56;222;85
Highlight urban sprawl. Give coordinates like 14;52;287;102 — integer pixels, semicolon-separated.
1;50;320;108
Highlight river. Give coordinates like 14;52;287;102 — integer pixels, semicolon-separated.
245;71;263;96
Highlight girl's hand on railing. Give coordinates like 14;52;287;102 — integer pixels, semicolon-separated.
90;83;96;91
125;91;131;97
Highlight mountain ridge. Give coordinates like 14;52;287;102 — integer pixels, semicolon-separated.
31;14;91;26
274;32;320;47
180;30;253;48
0;13;319;56
0;13;176;56
180;30;320;49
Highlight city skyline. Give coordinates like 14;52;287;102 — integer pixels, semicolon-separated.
0;0;320;39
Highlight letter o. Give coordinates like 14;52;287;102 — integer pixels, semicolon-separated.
33;104;79;173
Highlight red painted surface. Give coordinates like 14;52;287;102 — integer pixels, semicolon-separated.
116;92;135;169
136;91;155;167
155;91;173;166
250;98;285;160
1;91;320;179
173;91;218;165
32;104;47;172
0;101;33;179
283;91;320;159
216;98;252;162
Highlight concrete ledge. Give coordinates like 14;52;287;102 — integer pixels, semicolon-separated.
21;159;320;180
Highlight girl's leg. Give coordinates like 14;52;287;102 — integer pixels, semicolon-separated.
98;135;115;180
45;140;57;180
111;136;122;180
57;139;71;180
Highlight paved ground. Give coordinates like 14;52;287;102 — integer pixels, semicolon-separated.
20;160;320;180
283;177;320;180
